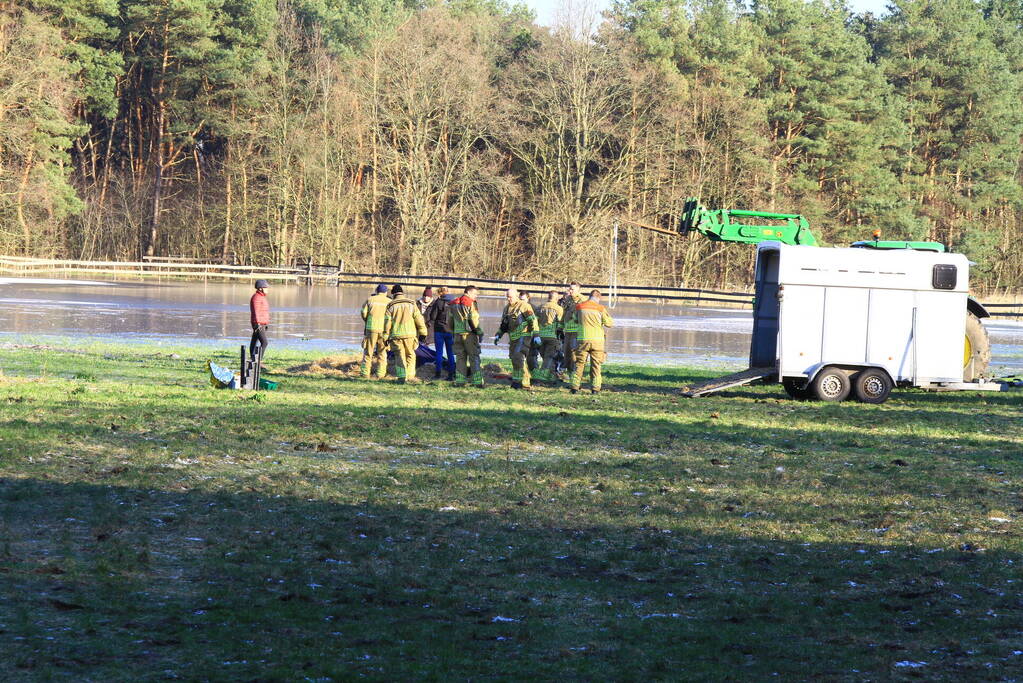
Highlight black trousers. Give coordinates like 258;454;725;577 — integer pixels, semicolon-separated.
249;325;269;359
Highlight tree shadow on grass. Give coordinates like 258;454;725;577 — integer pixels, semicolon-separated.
0;477;1019;680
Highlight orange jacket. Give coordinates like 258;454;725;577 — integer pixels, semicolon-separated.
574;299;613;348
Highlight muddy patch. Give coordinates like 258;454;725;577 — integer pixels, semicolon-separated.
286;354;362;377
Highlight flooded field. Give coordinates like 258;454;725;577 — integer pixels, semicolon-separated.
0;277;1020;373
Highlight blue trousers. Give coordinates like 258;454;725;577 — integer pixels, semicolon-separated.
434;331;455;373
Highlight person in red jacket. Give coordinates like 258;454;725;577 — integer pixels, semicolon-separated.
249;279;271;360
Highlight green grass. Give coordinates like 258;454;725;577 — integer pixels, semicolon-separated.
0;341;1021;680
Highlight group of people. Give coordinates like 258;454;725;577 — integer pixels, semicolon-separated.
359;281;614;393
247;278;614;393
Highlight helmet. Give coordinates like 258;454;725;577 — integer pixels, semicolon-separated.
255;279;270;289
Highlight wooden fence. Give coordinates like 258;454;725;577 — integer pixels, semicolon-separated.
2;254;1022;316
0;254;299;282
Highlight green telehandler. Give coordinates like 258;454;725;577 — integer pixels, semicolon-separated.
622;197;992;381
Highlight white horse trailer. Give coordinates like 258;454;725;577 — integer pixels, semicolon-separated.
686;242;1004;403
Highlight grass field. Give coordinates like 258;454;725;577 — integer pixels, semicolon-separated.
0;341;1021;680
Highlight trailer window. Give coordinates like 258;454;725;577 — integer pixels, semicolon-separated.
932;264;957;290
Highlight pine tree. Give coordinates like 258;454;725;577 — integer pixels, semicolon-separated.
874;0;1023;255
749;0;910;243
0;7;85;254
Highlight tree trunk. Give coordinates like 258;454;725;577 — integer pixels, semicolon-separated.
17;147;35;254
146;32;171;258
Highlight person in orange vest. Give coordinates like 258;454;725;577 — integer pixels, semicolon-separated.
449;285;484;387
382;284;427;384
560;281;583;376
570;289;613;394
495;287;540;390
359;284;391;378
249;279;271;360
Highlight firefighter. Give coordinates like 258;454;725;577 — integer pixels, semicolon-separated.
359;284;391;378
495;287;540;390
560;282;583;377
249;279;271;360
535;289;563;382
570;289;614;394
449;285;484;387
382;284;427;384
519;291;540;374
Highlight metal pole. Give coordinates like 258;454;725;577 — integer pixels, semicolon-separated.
608;220;619;309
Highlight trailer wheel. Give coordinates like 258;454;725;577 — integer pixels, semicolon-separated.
782;377;814;400
812;367;851;402
852;369;892;404
963;313;991;382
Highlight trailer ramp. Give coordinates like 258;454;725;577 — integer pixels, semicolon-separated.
683;367;774;397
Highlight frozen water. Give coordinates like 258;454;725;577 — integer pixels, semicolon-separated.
0;278;1018;372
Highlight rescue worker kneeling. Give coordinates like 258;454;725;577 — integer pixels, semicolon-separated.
495;287;540;390
449;285;484;387
382;284;428;384
571;289;613;394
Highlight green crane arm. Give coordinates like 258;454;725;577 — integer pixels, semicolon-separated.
677;197;818;246
621;197;818;247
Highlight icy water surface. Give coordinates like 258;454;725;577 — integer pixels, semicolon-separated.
0;278;1020;373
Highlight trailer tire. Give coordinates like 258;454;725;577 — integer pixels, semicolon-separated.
782;377;814;400
852;369;892;404
812;367;851;402
963;313;991;382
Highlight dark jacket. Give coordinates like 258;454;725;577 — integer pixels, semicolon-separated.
426;294;456;335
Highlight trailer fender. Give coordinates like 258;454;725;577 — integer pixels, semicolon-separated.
802;363;894;385
967;296;989;319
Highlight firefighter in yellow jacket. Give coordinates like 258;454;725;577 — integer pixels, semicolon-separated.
382;284;427;384
495;287;540;389
449;285;484;387
560;281;583;376
535;290;563;382
359;284;391;378
571;289;614;394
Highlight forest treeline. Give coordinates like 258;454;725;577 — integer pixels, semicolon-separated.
3;0;1023;289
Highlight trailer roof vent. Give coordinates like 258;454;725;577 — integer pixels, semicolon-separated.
932;264;957;290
